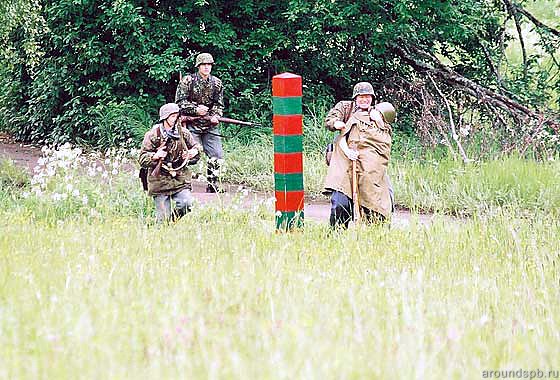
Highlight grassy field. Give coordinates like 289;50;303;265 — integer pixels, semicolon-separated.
1;204;559;378
1;145;559;379
224;138;560;217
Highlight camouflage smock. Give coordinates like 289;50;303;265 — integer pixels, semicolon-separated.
139;124;202;196
325;100;356;132
324;111;393;218
175;72;224;131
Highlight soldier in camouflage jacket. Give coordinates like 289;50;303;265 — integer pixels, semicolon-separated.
175;52;226;193
139;103;202;223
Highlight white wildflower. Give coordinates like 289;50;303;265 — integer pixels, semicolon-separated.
72;189;80;197
447;326;462;342
111;168;118;175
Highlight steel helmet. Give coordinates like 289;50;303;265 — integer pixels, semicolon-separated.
195;53;215;67
159;103;180;121
375;102;396;123
352;82;375;99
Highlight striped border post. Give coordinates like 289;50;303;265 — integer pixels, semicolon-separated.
272;73;304;231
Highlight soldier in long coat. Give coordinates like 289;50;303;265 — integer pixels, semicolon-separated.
323;82;395;228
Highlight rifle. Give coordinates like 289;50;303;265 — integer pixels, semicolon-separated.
151;136;169;178
181;114;261;127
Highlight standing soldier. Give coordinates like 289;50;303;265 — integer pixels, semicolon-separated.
175;52;226;193
323;82;395;228
139;103;202;223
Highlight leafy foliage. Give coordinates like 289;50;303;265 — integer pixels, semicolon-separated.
0;0;558;153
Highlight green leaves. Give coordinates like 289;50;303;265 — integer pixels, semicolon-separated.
0;0;557;149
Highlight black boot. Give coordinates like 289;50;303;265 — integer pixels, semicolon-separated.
206;183;225;193
206;158;225;193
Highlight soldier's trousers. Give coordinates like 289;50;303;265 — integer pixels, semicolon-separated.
189;127;224;184
154;189;193;223
329;190;387;229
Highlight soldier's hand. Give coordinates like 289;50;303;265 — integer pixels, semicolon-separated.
334;120;345;130
210;115;219;124
184;148;199;159
153;147;167;160
370;109;383;127
196;105;209;115
342;147;359;161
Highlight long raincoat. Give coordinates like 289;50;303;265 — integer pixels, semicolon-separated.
324;111;392;218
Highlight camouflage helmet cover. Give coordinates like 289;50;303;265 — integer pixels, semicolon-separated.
195;53;215;67
352;82;375;99
159;103;180;121
375;102;396;123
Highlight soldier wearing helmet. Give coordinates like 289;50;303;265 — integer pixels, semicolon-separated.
175;52;226;193
139;102;202;223
323;82;396;228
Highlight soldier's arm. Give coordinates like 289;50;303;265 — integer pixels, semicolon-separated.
208;78;224;118
138;131;160;168
175;76;198;115
325;101;348;132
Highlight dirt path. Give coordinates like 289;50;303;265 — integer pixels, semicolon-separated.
0;133;439;227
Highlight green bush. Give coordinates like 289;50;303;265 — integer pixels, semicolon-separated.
0;158;30;190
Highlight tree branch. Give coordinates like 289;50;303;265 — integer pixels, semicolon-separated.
503;0;528;75
510;2;560;38
427;74;470;163
391;44;559;134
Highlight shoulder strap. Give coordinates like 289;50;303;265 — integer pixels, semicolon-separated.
344;101;355;122
209;75;218;103
189;73;197;101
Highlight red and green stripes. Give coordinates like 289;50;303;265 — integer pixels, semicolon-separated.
272;73;304;231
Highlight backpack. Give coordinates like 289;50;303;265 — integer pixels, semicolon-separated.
139;125;162;192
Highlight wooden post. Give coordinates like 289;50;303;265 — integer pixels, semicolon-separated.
272;73;304;231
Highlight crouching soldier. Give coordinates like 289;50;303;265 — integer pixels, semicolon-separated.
139;103;202;223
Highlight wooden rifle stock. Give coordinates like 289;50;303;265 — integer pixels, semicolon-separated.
151;137;168;177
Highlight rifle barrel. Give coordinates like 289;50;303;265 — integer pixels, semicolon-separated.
217;117;259;126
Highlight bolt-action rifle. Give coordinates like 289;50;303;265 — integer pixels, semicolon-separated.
151;135;170;178
181;114;261;127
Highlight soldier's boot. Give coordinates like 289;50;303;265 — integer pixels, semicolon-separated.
206;158;225;193
329;204;352;229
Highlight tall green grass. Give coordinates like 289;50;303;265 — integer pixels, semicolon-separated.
222;138;560;216
1;142;559;378
1;206;558;379
392;156;560;216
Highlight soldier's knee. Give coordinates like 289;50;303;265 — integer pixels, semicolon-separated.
175;191;194;212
